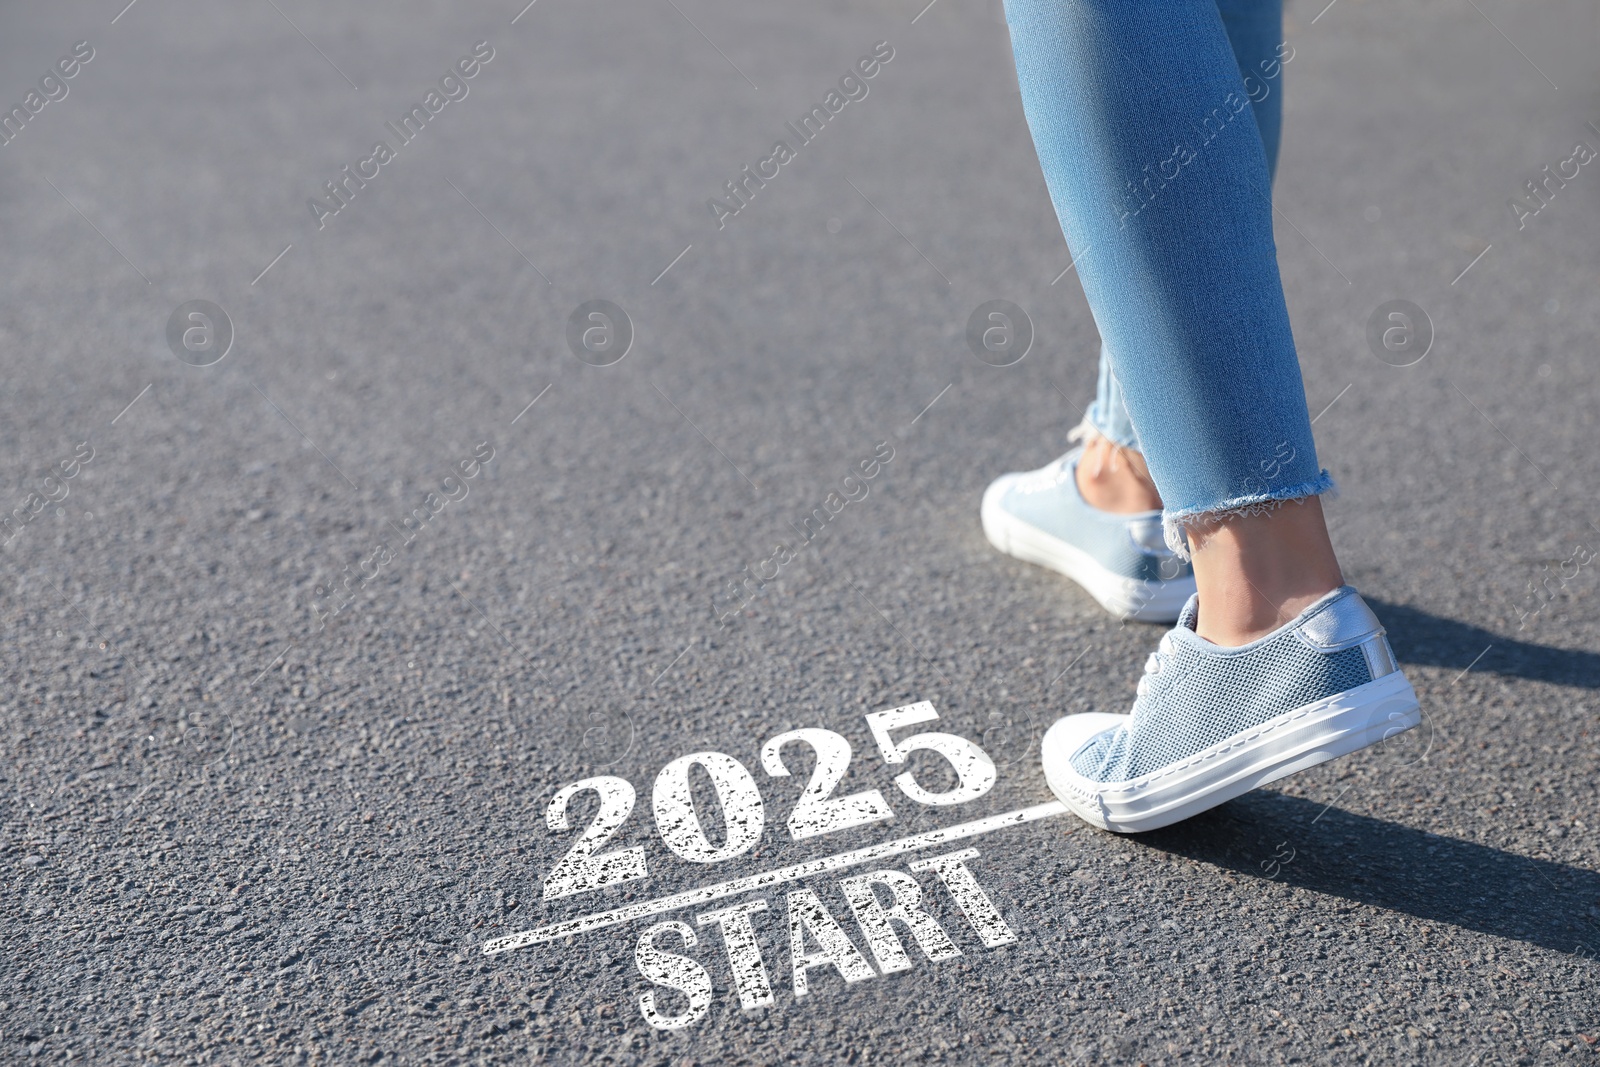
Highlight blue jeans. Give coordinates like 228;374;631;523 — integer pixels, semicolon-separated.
1006;0;1333;545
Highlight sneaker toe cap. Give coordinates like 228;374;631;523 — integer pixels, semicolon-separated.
1041;712;1126;778
1041;712;1126;829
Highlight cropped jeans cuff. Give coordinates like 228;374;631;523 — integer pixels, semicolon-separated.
1086;346;1141;450
1084;397;1141;450
1162;470;1338;560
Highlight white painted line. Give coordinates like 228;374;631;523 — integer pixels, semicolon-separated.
911;0;941;23
511;0;540;24
651;243;693;286
1310;0;1340;24
111;0;141;24
483;800;1068;953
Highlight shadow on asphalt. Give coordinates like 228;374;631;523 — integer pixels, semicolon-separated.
1366;597;1600;690
1140;792;1600;958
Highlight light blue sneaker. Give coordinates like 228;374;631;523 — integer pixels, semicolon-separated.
981;447;1195;622
1041;586;1421;832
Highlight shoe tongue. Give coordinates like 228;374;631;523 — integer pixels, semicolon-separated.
1177;593;1201;632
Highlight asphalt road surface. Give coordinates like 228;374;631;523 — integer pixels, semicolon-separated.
3;0;1598;1063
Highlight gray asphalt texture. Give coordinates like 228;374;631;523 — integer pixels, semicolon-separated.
3;0;1599;1063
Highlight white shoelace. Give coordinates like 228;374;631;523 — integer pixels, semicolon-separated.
1135;633;1177;700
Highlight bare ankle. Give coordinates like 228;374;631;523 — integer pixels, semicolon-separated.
1075;435;1163;514
1187;496;1343;646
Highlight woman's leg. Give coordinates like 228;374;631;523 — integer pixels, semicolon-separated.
1078;0;1288;519
1011;0;1419;834
1076;352;1163;514
1006;0;1337;645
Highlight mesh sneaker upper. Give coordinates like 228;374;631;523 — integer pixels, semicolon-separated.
1069;588;1380;783
991;448;1190;583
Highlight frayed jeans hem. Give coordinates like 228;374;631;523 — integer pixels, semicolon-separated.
1161;471;1337;560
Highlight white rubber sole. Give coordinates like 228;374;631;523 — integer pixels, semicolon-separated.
981;480;1194;623
1041;670;1423;833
